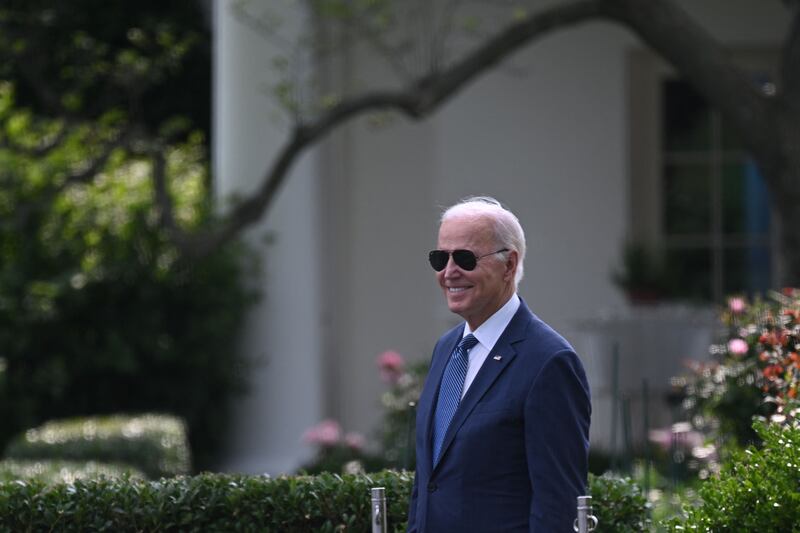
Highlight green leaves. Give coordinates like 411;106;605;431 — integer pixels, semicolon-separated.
0;471;411;532
0;85;255;470
589;474;650;532
4;414;192;480
664;421;800;532
0;470;647;532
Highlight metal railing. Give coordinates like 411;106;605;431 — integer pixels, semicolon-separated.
370;488;598;533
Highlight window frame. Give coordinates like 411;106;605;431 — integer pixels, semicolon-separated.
627;48;780;302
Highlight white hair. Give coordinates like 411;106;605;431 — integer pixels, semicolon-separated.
441;196;526;287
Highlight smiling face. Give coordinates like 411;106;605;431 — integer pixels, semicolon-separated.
436;214;518;330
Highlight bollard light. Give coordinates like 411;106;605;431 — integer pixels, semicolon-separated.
371;487;387;533
573;495;598;532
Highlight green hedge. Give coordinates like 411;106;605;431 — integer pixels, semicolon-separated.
0;470;646;532
589;473;649;532
0;459;144;484
3;414;191;479
664;421;800;532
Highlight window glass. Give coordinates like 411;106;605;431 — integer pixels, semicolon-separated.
722;161;771;236
657;78;772;302
665;247;712;301
663;163;711;235
721;115;745;151
662;80;711;151
724;246;771;295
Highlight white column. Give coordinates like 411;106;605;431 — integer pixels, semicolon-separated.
213;0;322;474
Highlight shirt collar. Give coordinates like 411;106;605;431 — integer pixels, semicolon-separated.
464;293;520;350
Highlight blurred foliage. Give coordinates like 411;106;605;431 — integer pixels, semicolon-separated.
300;353;426;475
4;414;191;479
377;358;426;470
298;444;392;476
663;420;800;532
611;241;671;303
0;1;210;135
588;473;650;533
0;459;144;484
0;79;256;469
678;289;800;449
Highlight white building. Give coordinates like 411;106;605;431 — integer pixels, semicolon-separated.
212;0;788;473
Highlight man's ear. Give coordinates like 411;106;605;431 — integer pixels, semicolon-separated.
504;250;518;282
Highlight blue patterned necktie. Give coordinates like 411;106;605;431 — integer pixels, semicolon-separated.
432;333;479;466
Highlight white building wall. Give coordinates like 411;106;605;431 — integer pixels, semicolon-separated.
213;0;323;474
214;0;789;471
323;0;788;449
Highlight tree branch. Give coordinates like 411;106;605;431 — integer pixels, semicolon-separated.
62;129;132;188
602;0;779;163
150;148;192;250
0;120;72;158
177;0;606;259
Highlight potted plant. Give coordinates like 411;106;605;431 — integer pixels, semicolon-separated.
611;241;668;304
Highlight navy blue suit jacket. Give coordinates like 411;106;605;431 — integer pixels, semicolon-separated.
407;300;591;532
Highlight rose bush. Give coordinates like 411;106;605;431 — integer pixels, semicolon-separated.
680;288;800;450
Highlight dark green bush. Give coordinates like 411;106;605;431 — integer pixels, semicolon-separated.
664;421;800;532
0;469;646;532
0;471;413;533
0;459;144;483
0;100;256;468
589;473;650;532
4;414;190;479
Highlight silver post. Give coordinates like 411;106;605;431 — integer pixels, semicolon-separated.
371;487;387;533
573;495;598;533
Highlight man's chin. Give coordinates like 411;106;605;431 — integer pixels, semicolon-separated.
446;299;469;317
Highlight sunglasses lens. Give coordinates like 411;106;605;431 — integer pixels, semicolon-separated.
452;250;478;270
429;250;449;271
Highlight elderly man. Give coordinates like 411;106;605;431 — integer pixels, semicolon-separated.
407;197;591;532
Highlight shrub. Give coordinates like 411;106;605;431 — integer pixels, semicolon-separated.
300;353;427;474
680;289;800;448
663;421;800;532
589;473;650;532
298;420;389;475
0;469;646;532
0;471;413;533
0;459;144;483
376;354;427;470
4;414;191;479
0;93;257;468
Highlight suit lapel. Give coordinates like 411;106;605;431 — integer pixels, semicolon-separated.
432;302;533;471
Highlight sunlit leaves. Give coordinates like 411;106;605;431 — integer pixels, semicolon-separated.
274;79;299;114
0;3;244;472
5;414;192;479
462;15;481;34
664;422;800;531
512;7;530;22
313;0;356;19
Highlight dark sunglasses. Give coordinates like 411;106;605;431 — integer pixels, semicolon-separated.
428;248;509;271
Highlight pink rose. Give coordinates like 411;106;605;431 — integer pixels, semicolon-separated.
727;338;749;356
302;419;341;447
377;350;405;384
728;297;746;314
344;432;366;451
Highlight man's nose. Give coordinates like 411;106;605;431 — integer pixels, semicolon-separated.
443;256;461;276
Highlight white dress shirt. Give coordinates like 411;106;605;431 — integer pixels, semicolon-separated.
460;293;521;398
